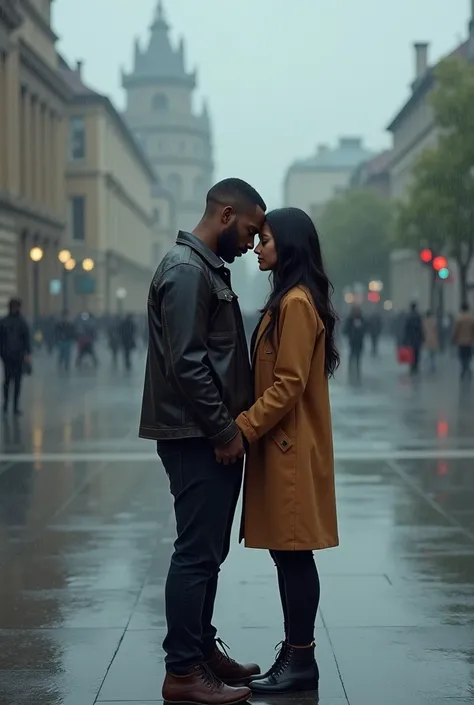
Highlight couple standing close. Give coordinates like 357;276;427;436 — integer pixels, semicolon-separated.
139;179;339;704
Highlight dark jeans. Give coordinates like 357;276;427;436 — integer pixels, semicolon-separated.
459;346;473;379
410;345;421;375
157;438;243;674
76;344;98;368
2;358;23;411
271;550;320;646
58;341;73;371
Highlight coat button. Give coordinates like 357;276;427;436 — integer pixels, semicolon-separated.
281;440;288;447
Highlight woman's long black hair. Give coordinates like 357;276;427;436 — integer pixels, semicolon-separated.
262;207;340;377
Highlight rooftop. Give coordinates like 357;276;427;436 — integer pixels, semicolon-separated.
289;137;373;173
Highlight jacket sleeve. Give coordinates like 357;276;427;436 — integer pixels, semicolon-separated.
236;296;320;444
158;263;239;447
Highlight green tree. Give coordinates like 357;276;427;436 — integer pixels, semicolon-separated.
319;188;395;295
396;56;474;305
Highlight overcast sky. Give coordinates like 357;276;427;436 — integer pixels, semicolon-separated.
54;0;470;209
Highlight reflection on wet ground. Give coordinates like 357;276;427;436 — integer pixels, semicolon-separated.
0;346;473;704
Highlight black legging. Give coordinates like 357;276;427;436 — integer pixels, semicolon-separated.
270;550;320;646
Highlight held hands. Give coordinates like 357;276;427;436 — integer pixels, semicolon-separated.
214;431;245;465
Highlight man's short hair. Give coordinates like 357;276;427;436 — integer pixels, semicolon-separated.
206;178;266;214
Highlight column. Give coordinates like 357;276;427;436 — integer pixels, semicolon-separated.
47;110;54;211
29;96;37;203
23;91;32;202
34;100;42;205
5;48;20;196
0;53;5;191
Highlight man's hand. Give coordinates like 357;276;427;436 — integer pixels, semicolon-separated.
215;432;245;466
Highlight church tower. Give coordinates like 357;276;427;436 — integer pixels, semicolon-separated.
122;1;213;232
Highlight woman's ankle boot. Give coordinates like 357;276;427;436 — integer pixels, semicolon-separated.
250;643;319;694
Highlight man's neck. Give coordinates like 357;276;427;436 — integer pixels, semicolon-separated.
192;219;218;254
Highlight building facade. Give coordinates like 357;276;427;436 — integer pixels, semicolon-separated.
122;0;213;237
284;137;373;218
350;150;392;198
61;63;157;315
0;0;71;319
387;11;474;313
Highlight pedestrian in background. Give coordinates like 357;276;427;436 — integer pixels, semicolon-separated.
236;208;339;695
0;298;31;416
343;306;366;381
452;303;474;380
404;302;424;375
55;310;76;372
367;311;383;357
119;314;137;371
422;310;439;373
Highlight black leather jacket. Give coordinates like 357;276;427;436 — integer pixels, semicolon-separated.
139;231;252;446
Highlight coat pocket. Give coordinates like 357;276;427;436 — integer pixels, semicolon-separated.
271;427;294;453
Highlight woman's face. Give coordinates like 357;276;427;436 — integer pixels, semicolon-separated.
255;222;278;271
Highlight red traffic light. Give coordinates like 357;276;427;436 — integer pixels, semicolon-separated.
367;292;381;303
433;255;448;271
420;249;433;263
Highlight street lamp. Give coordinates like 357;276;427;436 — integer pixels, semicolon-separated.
62;258;76;311
29;246;44;328
116;287;127;315
58;249;71;264
82;257;95;272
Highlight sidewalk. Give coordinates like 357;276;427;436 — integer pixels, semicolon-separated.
0;348;472;704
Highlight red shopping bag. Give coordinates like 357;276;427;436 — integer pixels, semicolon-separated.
397;346;414;365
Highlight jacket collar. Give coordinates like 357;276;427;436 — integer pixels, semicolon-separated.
176;231;224;270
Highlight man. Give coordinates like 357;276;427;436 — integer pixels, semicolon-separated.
0;298;31;416
55;310;76;372
343;306;366;381
140;178;266;705
453;303;474;379
404;302;424;375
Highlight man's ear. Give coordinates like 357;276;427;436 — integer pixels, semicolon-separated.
221;206;234;225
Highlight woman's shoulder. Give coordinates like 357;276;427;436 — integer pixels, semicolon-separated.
281;286;317;315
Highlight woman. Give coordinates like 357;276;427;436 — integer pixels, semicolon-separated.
236;207;339;695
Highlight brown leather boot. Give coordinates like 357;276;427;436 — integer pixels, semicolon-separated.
206;638;260;686
162;664;251;704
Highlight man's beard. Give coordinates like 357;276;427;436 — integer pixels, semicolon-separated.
216;222;240;263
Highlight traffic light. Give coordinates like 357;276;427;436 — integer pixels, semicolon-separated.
438;267;450;280
420;249;433;264
432;255;448;271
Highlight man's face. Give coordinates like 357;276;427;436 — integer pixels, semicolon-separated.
217;205;266;264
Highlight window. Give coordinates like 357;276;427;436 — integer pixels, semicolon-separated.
152;93;168;111
69;116;86;160
70;196;86;241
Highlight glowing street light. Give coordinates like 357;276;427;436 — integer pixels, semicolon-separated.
64;258;76;271
383;300;393;311
82;257;95;272
58;249;71;264
369;280;384;293
29;246;44;262
344;293;354;304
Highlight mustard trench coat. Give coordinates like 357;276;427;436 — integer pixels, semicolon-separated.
236;286;339;552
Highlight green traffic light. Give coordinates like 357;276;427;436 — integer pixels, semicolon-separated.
438;267;449;280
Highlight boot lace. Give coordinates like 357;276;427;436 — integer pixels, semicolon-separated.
266;641;291;679
196;663;223;691
215;637;237;666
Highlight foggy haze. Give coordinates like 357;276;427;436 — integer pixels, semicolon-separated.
53;0;469;209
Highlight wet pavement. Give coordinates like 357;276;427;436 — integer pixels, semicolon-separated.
0;342;473;704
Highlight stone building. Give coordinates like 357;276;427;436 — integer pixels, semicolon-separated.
61;62;157;315
0;0;72;318
350;150;392;199
284;137;373;219
387;6;474;313
122;0;213;239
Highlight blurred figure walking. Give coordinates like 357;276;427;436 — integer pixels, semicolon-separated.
343;307;366;381
404;303;424;376
367;311;382;357
107;317;121;367
76;313;98;369
0;298;31;416
452;303;474;380
119;314;137;371
422;310;439;373
55;310;76;372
